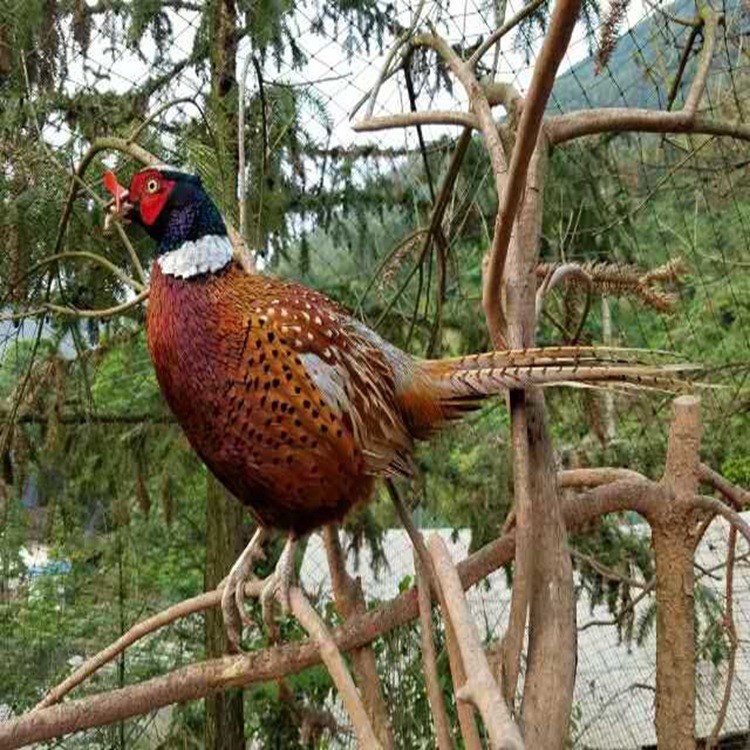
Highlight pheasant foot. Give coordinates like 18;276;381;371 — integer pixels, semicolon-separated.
221;526;271;652
260;533;298;643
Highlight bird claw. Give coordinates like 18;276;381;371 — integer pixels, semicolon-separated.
220;530;297;650
260;535;297;643
219;527;269;652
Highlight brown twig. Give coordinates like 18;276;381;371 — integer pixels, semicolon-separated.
428;535;524;750
535;262;593;341
288;587;382;748
698;463;750;510
705;527;738;750
0;290;150;323
414;550;456;750
691;495;750;547
570;548;648;589
33;578;264;712
665;21;703;111
22;251;145;293
683;10;719;115
579;577;656;631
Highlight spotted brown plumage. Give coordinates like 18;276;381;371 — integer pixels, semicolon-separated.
105;165;694;647
147;261;415;533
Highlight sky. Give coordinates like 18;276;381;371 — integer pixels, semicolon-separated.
62;0;653;155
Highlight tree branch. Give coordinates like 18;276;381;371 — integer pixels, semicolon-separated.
468;0;549;69
323;526;394;748
288;587;382;749
482;0;580;346
7;474;736;748
0;290;150;323
429;535;524;750
353;111;480;132
414;550;455;750
698;463;750;510
705;527;738;750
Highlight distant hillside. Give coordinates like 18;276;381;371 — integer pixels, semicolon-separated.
550;0;747;113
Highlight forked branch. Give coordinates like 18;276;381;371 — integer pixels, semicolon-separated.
7;463;748;748
288;587;383;749
428;535;524;750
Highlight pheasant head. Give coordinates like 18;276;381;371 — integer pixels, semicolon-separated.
104;166;231;279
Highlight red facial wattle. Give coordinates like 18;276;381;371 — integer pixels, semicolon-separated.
138;187;173;226
103;168;176;226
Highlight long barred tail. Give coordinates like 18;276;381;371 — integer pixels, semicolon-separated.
421;346;699;401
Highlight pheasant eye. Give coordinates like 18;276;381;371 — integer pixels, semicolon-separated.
146;178;160;194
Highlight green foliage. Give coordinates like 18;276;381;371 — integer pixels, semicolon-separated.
0;0;748;743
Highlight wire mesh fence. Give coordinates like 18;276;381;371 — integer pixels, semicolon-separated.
0;0;748;746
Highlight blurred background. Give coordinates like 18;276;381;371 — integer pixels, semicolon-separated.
0;0;748;746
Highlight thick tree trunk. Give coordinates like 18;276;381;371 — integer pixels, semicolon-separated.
504;144;577;747
204;475;245;750
203;5;246;745
653;396;702;750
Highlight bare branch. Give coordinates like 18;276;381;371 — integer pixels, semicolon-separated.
288;587;383;749
33;580;263;711
386;480;482;748
0;289;150;323
665;21;703;111
323;527;394;748
414;550;455;750
698;463;750;510
482;0;581;345
570;548;648;589
363;0;426;120
353;111;480;132
428;535;524;750
683;10;719;115
641;0;700;28
25;251;145;293
559;467;648;487
469;0;549;68
548;111;750;144
691;495;750;547
705;527;738;750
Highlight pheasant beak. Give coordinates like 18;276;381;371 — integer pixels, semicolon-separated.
103;170;134;232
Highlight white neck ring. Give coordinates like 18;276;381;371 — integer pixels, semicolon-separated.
157;234;233;279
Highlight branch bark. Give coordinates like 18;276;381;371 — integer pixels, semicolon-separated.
428;535;524;750
288;587;383;749
653;395;703;750
482;0;581;346
323;526;394;749
414;550;455;750
204;477;245;750
10;472;746;748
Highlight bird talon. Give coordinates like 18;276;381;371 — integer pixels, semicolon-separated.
219;527;269;651
260;573;281;643
235;583;255;629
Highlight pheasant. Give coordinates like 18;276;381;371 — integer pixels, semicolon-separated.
104;165;691;649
